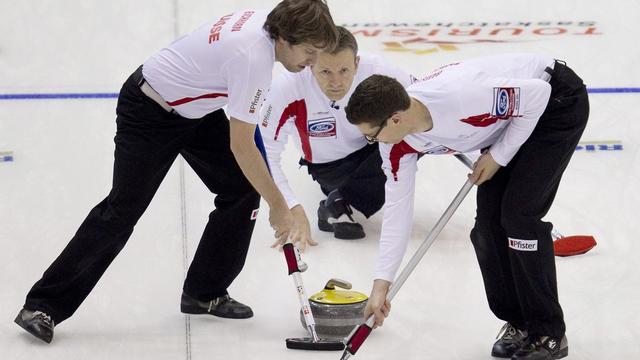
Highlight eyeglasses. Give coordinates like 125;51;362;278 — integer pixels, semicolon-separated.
364;118;389;144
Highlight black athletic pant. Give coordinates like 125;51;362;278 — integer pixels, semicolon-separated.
299;143;385;218
24;67;260;324
470;62;589;338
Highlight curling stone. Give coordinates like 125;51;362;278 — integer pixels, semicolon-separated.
300;278;368;339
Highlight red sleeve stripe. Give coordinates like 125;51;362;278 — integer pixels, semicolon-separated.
274;99;312;162
167;93;228;106
389;140;419;181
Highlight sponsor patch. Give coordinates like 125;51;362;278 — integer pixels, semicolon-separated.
250;208;259;220
508;238;538;251
491;87;520;118
308;117;337;138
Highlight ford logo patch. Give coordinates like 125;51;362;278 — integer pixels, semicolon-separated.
497;89;509;116
308;117;337;137
309;122;335;132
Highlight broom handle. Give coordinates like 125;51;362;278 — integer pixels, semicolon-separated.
293;272;320;342
359;157;475;329
343;154;475;359
388;173;474;300
454;152;475;170
283;243;320;342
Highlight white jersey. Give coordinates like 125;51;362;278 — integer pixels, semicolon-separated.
260;53;413;208
142;10;273;122
375;53;554;282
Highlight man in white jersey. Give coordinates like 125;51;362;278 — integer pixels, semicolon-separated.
345;54;589;360
260;27;412;248
15;0;339;344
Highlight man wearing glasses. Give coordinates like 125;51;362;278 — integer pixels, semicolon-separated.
345;54;588;360
260;27;413;249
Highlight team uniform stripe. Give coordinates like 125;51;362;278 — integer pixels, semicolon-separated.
389;141;419;181
293;102;312;162
167;93;228;106
274;99;312;162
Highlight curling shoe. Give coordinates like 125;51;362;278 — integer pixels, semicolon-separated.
180;292;253;319
317;189;365;240
14;308;55;343
511;335;568;360
492;322;529;358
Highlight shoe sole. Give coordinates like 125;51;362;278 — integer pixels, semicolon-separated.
318;220;365;240
14;315;53;343
180;304;253;319
555;347;568;359
508;346;568;360
490;351;513;358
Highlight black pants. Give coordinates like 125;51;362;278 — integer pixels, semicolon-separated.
300;143;385;218
470;62;589;338
23;67;260;324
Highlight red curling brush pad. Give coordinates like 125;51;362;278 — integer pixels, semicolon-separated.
554;235;597;256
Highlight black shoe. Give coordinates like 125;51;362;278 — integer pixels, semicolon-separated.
180;292;253;319
492;323;529;358
511;335;568;360
317;190;365;240
14;308;55;343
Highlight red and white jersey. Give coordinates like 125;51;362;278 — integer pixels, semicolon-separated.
142;10;273;122
375;53;554;282
260;53;412;208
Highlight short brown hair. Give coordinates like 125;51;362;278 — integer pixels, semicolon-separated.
264;0;339;51
345;75;411;125
328;26;358;56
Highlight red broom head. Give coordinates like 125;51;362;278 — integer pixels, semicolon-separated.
553;235;597;257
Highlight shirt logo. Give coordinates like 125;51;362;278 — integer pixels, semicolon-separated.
508;238;538;251
249;89;263;114
261;104;272;127
308;117;337;138
492;87;520;118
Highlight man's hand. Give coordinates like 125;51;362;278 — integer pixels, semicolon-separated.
269;202;295;248
363;279;392;329
468;151;502;186
284;205;318;252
